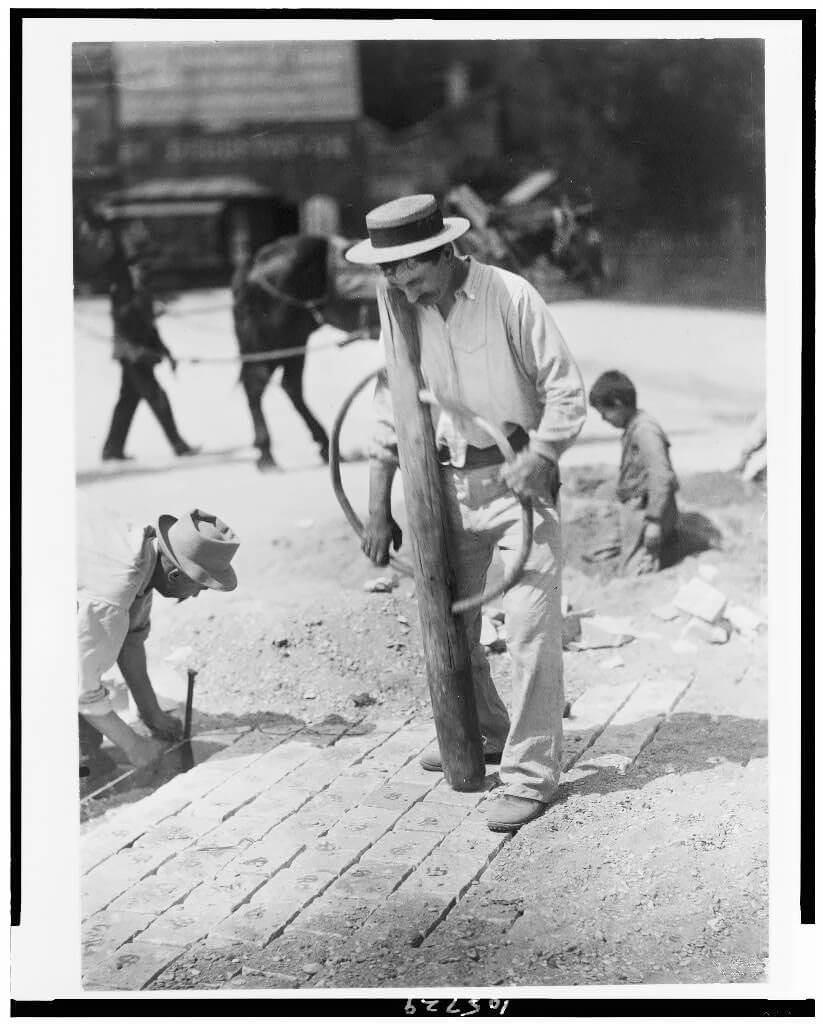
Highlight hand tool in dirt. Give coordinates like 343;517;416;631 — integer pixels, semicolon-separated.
184;667;197;741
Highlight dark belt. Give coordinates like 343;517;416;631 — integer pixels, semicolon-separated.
438;425;530;470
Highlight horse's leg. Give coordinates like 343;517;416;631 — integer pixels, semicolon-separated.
241;362;278;471
280;354;330;463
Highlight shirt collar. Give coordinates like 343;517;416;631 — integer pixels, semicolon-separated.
454;256;478;301
136;530;159;599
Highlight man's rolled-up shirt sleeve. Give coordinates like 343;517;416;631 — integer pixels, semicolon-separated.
77;598;130;716
510;284;588;462
368;367;400;466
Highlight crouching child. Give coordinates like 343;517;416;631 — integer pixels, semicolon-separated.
586;370;680;575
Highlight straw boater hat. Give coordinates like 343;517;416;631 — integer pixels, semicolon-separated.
345;194;470;265
156;509;240;592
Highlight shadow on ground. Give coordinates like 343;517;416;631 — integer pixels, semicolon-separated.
554;710;767;807
79;710;379;824
76;446;253;486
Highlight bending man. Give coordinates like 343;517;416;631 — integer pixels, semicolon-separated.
78;495;240;771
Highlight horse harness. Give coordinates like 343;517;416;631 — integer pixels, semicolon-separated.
246;269;328;327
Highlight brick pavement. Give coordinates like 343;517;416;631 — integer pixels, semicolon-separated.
80;634;767;990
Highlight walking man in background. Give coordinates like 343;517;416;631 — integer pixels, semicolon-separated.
347;194;587;831
100;241;199;462
77;495;240;772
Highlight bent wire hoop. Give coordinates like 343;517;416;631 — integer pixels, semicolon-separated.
329;369;533;615
417;388;534;614
329;367;414;580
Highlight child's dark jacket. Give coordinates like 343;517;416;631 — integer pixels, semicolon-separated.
616;410;679;529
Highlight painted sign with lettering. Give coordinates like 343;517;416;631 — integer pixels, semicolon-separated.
114;41;362;127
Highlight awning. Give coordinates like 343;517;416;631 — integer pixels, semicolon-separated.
102;200;226;220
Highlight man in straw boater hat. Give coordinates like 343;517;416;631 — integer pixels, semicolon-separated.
347;194;587;831
77;494;240;772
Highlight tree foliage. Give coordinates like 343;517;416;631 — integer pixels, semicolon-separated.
359;38;765;231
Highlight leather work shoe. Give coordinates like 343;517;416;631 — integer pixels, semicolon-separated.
485;795;546;832
419;749;503;773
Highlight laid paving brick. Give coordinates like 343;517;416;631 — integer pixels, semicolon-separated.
108;871;202;917
272;757;350;792
389;759;437;785
359;827;443;867
424;776;499;808
308;826;373;861
82;845;177;918
675;664;757;717
226;823;305;877
138;872;265;948
437;823;510;860
193;810;279;848
83;941;184;991
356;742;421;774
147;942;245;989
81;818;151;874
82;909;154;971
285;797;348;835
584;676;690;764
213;866;336;945
130;815;207;854
238;782;315;825
322;733;386;759
395;801;470;834
332;766;389;793
293;891;379;937
208;729;290;760
324;803;402;842
257;716;305;735
252;739;318;772
288;839;362;879
353;890;453;947
249;865;337;911
458;802;512;834
245;927;341;980
346;716;409;736
156;845;240;883
208;900;300;947
447;882;525;927
398;825;504;907
285;770;387;830
182;773;276;825
398;856;484;904
333;858;412;900
148;766;236;807
305;743;361;771
561;680;639;770
294;727;349;749
360;780;430;812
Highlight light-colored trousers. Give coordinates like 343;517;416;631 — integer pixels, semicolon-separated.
441;465;564;803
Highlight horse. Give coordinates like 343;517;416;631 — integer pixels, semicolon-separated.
231;235;380;471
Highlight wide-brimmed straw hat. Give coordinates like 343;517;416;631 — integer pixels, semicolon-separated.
345;194;470;265
156;509;240;592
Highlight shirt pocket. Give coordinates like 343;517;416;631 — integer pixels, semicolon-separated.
449;332;485;354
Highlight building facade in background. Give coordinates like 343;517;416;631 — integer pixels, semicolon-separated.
72;39;368;280
113;40;364;232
